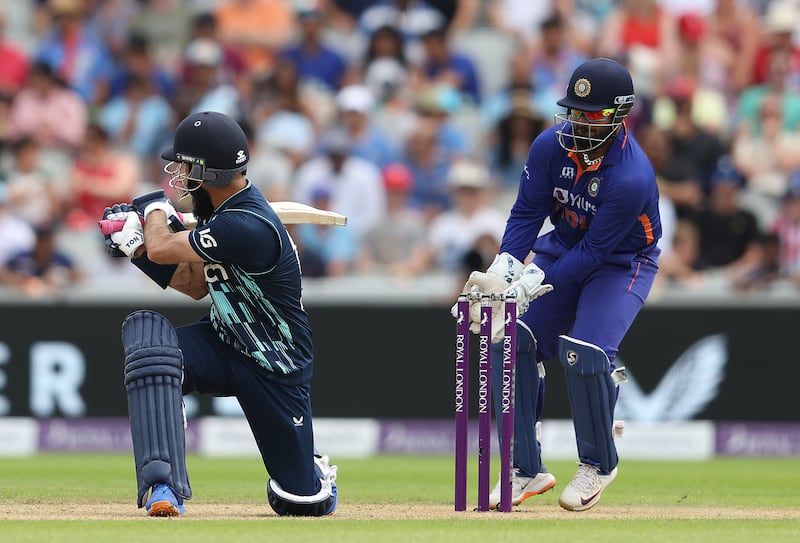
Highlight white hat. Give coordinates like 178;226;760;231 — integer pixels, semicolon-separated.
447;159;490;189
763;1;799;33
336;85;375;114
185;38;223;66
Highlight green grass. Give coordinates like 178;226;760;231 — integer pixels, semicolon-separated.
1;455;799;542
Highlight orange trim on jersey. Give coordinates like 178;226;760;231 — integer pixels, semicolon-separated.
638;213;654;244
568;151;604;185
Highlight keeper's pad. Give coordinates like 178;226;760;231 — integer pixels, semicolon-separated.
123;310;192;507
558;335;618;473
491;323;544;477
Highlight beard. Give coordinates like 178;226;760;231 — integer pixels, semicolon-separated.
189;180;215;223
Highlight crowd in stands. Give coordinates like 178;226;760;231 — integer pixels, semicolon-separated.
2;0;800;300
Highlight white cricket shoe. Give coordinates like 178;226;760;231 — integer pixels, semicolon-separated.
488;469;557;509
558;463;617;512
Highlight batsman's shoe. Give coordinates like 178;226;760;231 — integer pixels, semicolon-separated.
145;483;185;517
558;463;617;512
488;469;557;509
314;454;339;515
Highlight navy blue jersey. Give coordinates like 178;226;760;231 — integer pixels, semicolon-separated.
500;124;661;289
187;182;313;378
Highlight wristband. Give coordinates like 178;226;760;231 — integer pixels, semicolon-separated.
131;253;178;289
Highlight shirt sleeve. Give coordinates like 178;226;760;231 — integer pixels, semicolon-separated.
499;135;554;261
188;210;281;272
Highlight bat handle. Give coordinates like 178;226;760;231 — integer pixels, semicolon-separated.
98;213;184;235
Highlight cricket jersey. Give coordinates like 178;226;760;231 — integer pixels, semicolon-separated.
500;124;661;289
187;181;314;380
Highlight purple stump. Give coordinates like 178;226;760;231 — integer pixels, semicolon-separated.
477;295;492;511
499;297;516;512
454;295;470;511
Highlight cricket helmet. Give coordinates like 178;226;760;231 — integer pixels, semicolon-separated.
554;58;635;153
161;111;249;198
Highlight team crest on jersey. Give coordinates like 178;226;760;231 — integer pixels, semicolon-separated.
587;177;601;197
574;78;591;97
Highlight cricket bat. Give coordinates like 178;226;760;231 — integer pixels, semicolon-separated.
98;201;347;235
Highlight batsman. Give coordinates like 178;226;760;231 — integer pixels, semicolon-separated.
103;111;337;517
456;58;661;511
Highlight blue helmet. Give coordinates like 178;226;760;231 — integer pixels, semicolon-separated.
554;58;635;153
161;111;249;198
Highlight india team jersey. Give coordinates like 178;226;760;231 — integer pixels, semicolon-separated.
187;183;314;379
500;125;662;289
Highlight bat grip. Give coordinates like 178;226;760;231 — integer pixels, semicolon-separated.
98;212;185;235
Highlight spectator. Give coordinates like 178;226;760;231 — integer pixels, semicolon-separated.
0;8;29;95
0;183;35;270
240;118;293;202
293;186;358;278
425;158;507;271
732;93;800;229
174;38;243;121
278;4;349;92
33;0;114;104
598;0;680;99
334;84;400;168
351;24;412;106
664;78;726;196
356;0;445;65
214;0;297;76
486;92;546;192
292;126;386;239
248;58;318;129
182;11;248;90
66;123;141;231
418;26;481;105
637;124;704;218
6;61;87;153
687;159;762;278
528;13;588;121
1;221;81;298
770;173;800;286
108;33;177;103
486;0;556;47
2;137;64;226
97;73;174;178
129;0;194;74
703;0;761;95
403;85;471;217
654;217;706;290
737;48;800;138
358;163;429;279
751;0;800;89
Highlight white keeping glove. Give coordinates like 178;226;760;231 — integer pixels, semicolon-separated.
451;253;526;342
503;261;554;319
143;199;178;221
110;211;144;258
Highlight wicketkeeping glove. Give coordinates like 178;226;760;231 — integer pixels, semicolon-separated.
451;253;530;342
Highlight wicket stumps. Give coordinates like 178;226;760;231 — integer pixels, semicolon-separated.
454;292;517;512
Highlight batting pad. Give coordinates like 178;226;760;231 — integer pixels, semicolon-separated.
123;310;192;507
558;335;618;473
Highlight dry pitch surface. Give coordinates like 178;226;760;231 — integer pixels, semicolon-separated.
2;502;799;521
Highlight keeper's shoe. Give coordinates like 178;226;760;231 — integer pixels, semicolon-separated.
558;463;617;512
145;483;185;517
488;469;557;509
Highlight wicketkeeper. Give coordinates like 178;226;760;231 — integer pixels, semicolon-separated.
104;111;337;517
455;58;662;511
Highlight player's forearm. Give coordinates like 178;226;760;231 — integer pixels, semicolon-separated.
168;262;208;300
143;211;198;264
